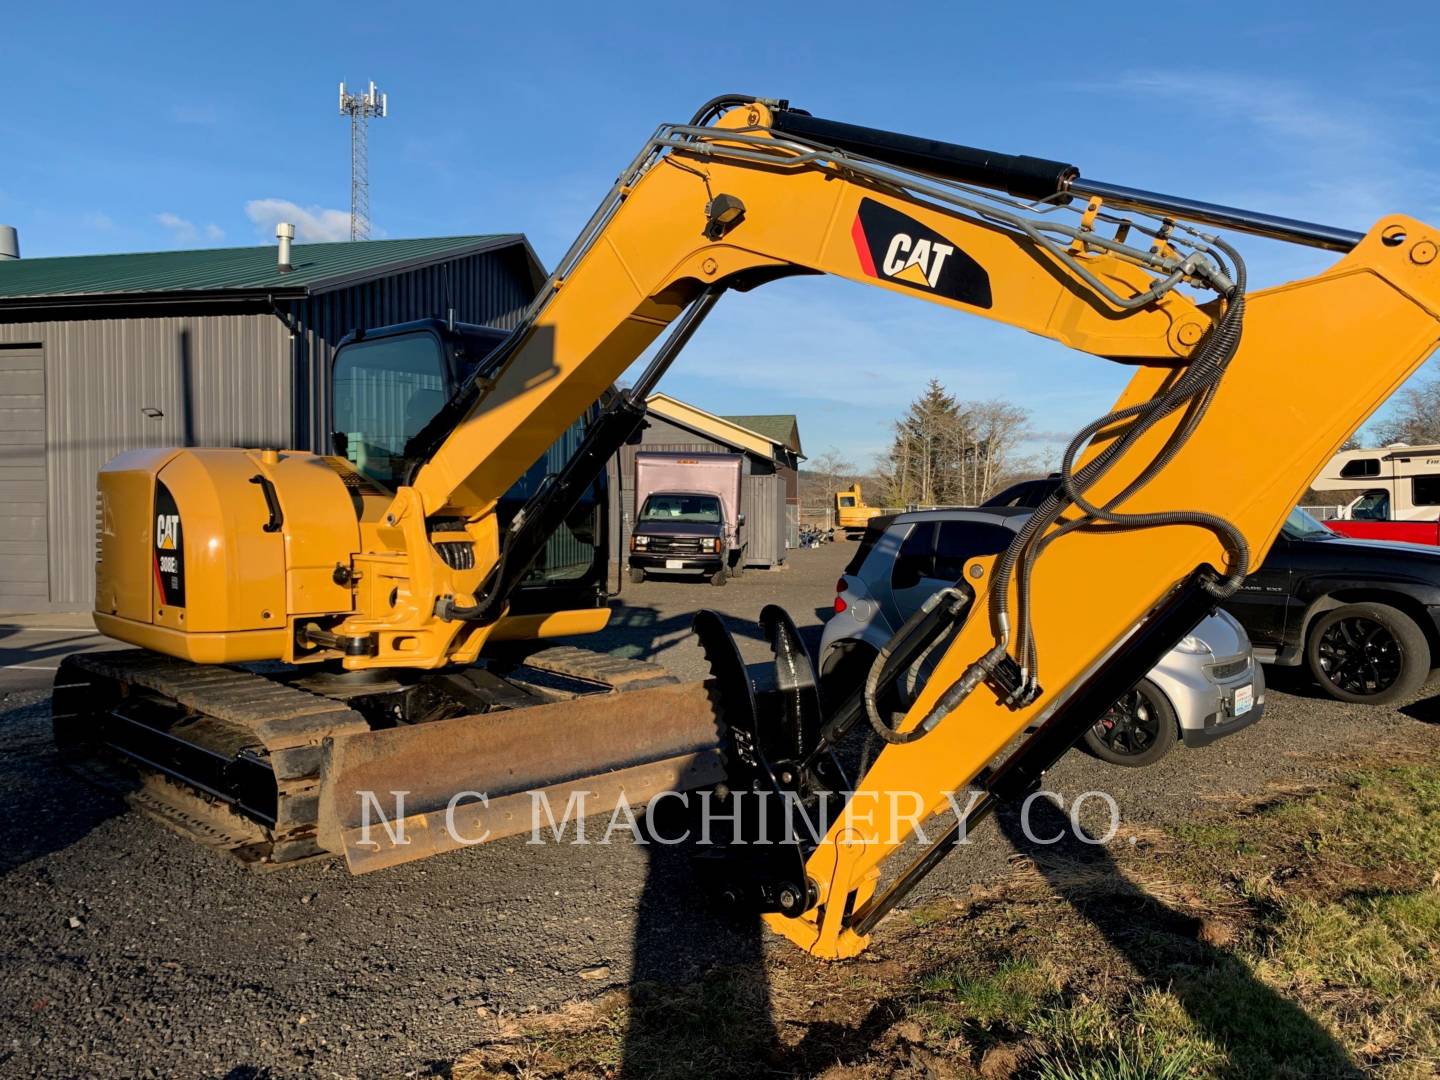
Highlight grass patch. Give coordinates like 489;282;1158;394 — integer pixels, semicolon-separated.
454;739;1440;1079
916;955;1054;1035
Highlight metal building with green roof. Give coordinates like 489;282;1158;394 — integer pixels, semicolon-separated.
0;233;545;612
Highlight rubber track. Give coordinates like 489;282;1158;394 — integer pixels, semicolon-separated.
60;649;369;865
519;646;678;691
58;646;680;868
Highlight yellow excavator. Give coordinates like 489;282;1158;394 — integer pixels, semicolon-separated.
834;483;874;535
56;95;1440;961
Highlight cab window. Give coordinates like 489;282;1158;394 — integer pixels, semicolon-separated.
332;332;448;488
499;412;602;584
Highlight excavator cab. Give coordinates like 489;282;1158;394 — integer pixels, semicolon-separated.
329;319;611;617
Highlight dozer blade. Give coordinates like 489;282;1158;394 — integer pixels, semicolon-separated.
317;679;724;872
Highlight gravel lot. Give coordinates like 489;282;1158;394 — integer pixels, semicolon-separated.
2;542;1437;1078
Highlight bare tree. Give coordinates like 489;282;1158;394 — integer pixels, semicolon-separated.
1373;373;1440;446
802;447;857;513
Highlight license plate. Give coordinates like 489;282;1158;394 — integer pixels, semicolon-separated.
665;559;684;569
1232;684;1253;716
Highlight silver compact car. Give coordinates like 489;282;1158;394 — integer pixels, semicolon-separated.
819;508;1265;767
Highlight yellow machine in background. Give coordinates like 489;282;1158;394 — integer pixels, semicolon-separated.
833;483;875;534
57;95;1440;960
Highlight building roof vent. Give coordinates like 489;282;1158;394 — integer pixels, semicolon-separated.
0;226;18;261
276;222;295;273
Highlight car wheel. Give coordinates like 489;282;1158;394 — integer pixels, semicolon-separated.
1082;679;1178;767
629;567;645;584
1305;602;1429;705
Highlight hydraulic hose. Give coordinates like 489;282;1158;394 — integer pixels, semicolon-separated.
862;237;1250;746
862;587;974;745
1000;236;1250;689
879;236;1254;727
689;94;763;126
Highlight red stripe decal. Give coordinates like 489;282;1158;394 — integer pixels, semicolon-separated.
851;214;877;277
153;550;166;603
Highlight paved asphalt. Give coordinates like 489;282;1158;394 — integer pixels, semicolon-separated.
0;616;122;693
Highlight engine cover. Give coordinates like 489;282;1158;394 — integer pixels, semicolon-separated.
94;448;362;663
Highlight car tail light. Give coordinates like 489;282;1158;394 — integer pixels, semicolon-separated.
834;577;849;614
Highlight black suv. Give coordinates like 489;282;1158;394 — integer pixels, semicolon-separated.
985;481;1440;705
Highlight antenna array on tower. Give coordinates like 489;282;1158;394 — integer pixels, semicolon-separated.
338;81;388;241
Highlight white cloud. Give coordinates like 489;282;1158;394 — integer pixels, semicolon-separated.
156;211;197;242
156;212;224;245
84;211;114;231
244;198;351;242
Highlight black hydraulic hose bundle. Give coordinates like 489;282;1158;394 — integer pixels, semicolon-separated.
863;237;1251;743
999;236;1251;689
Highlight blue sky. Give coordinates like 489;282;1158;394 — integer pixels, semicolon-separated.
4;3;1439;470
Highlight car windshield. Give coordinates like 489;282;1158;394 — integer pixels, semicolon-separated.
1281;506;1334;541
639;493;722;524
1350;489;1390;521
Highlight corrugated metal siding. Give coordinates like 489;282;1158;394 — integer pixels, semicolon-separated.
0;314;291;609
285;248;534;450
607;416;787;568
0;349;48;611
0;247;542;611
740;473;785;567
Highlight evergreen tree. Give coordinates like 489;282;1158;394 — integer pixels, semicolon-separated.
879;381;1027;507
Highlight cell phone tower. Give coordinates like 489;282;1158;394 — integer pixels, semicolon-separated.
338;81;387;241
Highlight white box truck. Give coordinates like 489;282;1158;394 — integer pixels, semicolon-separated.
629;451;744;585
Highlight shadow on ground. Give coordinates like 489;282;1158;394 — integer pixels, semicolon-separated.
612;782;1366;1077
0;625;102;667
0;695;124;873
992;797;1362;1078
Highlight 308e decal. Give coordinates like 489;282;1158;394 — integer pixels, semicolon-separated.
153;481;186;607
851;197;992;308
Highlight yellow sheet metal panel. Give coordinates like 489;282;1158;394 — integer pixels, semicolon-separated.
253;451;361;616
148;450;288;634
487;607;611;641
94;613;290;664
95;447;181;623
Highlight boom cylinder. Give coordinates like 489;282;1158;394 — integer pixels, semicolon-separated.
770;109;1362;252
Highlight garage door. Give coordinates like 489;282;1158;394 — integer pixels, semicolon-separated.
0;349;48;612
